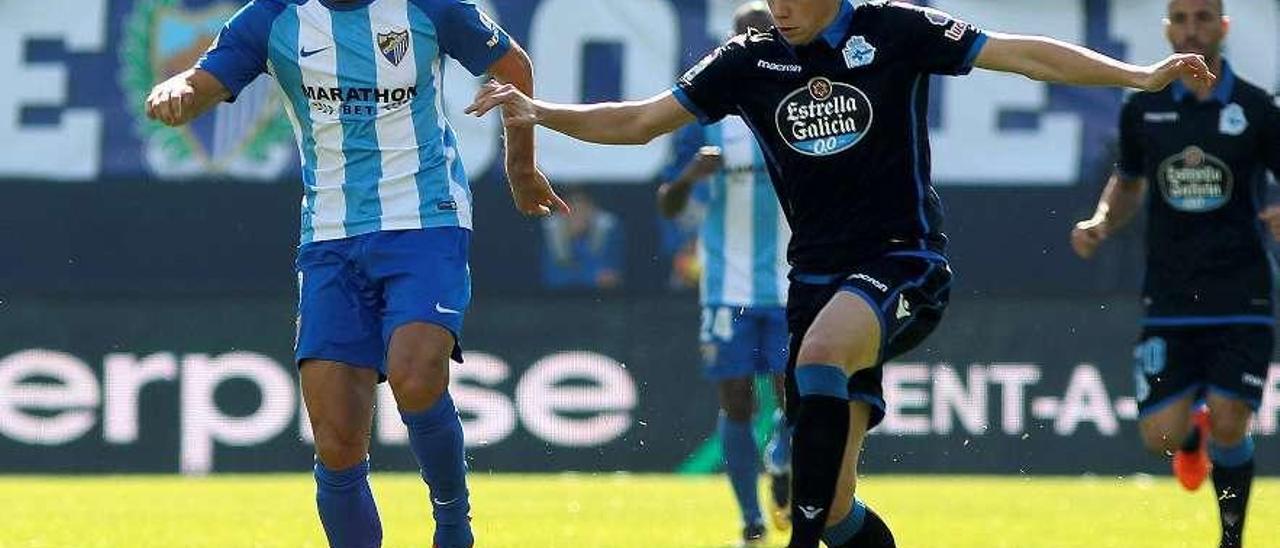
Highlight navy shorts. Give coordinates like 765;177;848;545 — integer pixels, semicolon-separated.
1134;324;1274;417
785;251;952;429
295;228;471;378
699;305;789;381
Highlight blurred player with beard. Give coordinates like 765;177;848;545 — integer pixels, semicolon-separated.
1072;1;1280;546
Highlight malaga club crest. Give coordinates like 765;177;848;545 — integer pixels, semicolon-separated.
378;29;410;66
121;0;294;179
775;77;874;157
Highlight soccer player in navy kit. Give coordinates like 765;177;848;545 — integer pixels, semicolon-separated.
1071;1;1279;546
468;0;1212;546
144;1;565;547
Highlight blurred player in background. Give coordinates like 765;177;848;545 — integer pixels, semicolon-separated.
143;1;565;546
1071;1;1280;545
466;0;1211;546
657;4;792;542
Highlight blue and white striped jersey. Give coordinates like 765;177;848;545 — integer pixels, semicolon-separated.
670;117;791;308
197;0;511;244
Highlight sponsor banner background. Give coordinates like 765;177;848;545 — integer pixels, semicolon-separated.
3;296;1278;474
2;0;1280;475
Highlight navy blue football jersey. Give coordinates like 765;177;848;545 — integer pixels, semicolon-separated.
1118;62;1280;325
673;0;986;273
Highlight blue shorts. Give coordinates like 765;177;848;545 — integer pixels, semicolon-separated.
295;228;471;378
700;305;789;381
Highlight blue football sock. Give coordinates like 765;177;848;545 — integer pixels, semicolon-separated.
314;459;382;548
401;393;473;548
720;413;764;526
765;408;792;474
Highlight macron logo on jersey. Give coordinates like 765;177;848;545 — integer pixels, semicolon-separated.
758;60;802;73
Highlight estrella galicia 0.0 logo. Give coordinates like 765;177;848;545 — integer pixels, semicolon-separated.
121;0;295;180
1157;145;1233;212
775;77;874;156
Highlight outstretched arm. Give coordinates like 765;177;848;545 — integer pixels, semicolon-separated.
145;69;231;127
486;45;569;216
465;83;696;145
1071;173;1147;259
975;32;1214;91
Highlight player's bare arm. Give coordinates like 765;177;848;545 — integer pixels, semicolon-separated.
144;69;230;127
486;45;569;216
466;85;694;145
657;147;722;219
1071;174;1147;259
975;33;1214;91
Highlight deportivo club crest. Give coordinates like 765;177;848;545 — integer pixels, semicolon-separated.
121;0;294;179
378;29;410;66
842;36;876;69
1219;103;1248;136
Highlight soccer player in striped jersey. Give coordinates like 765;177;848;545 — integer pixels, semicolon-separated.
466;0;1212;545
144;1;565;547
658;8;793;544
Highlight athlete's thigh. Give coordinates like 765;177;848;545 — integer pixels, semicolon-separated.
369;228;473;362
784;280;842;421
798;291;883;370
296;238;385;376
834;253;952;428
300;359;379;468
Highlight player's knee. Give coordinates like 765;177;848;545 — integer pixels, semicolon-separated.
387;362;449;412
797;337;871;372
314;428;370;470
1208;404;1251;446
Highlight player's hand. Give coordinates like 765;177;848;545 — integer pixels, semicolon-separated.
685;147;724;182
1259;206;1280;241
145;76;198;127
466;80;537;128
1138;54;1215;93
1070;218;1108;260
508;167;570;217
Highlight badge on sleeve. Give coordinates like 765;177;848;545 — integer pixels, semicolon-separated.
1219;103;1247;136
842;36;876;69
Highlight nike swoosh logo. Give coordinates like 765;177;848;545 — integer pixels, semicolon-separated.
435;303;461;315
300;46;330;58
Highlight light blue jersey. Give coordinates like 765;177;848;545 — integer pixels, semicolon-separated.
198;0;511;244
670;118;791;308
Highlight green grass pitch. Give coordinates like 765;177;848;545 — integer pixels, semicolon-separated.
1;474;1276;547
